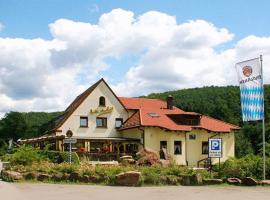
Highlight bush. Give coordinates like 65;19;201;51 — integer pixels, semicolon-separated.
39;150;80;164
140;166;163;185
5;157;213;186
53;162;78;174
94;165;133;185
216;154;270;180
9;145;42;165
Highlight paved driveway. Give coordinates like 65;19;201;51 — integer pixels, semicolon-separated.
1;181;270;200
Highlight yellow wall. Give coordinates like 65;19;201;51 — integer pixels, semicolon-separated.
186;130;235;166
121;128;143;145
57;81;128;138
142;127;235;166
144;127;186;165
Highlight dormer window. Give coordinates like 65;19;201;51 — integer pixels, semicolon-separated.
167;114;201;126
99;96;106;107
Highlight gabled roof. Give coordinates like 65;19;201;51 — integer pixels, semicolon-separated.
119;97;240;132
48;78;126;133
121;110;141;130
46;79;240;134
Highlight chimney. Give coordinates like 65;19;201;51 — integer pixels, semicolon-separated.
167;95;173;110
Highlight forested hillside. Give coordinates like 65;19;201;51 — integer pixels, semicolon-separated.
0;112;63;140
0;85;270;157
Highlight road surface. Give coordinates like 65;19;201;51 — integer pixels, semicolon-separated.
0;181;270;200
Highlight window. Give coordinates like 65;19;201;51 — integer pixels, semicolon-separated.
189;134;196;140
90;142;104;153
202;141;209;155
147;112;160;118
99;96;106;106
96;117;107;128
115;118;123;128
80;116;88;127
174;141;182;155
125;144;138;154
167;114;200;126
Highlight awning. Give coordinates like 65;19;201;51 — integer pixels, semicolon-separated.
18;135;140;144
18;135;65;144
73;136;140;142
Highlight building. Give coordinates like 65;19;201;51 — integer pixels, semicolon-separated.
19;78;240;166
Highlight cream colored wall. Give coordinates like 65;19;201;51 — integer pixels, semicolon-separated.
121;128;143;145
143;127;235;166
57;81;128;138
186;130;235;167
144;127;186;165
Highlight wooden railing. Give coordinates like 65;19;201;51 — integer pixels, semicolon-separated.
197;157;211;169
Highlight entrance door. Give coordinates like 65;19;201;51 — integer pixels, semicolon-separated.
160;141;167;159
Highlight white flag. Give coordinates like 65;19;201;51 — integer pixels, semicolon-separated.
235;57;264;121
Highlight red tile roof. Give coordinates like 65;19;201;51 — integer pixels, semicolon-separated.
119;97;240;132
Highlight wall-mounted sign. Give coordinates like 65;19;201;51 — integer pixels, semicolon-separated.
90;106;113;115
208;138;222;158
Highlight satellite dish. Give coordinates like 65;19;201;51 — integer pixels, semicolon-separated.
66;130;73;138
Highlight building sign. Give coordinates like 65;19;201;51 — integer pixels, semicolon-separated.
208;138;222;158
90;106;113;116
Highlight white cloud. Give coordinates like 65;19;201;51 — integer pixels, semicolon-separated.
0;8;270;116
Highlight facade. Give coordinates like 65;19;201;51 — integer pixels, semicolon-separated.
20;78;239;167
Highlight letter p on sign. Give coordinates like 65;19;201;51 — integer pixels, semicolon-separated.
211;141;220;150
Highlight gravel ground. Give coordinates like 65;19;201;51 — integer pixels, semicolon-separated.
1;181;270;200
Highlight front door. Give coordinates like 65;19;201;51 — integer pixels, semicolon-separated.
160;141;167;159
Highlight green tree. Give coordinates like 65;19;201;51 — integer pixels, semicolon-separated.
0;112;27;140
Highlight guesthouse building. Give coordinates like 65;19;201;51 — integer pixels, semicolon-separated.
19;78;240;167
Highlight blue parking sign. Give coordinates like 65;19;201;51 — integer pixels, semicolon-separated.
209;138;222;158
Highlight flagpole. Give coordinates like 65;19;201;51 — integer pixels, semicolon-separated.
260;54;266;180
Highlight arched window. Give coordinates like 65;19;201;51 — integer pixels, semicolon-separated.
99;96;106;106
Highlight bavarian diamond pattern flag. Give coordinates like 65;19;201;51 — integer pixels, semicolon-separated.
235;57;264;121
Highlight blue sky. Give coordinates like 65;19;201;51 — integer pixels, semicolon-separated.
1;0;269;40
0;0;270;115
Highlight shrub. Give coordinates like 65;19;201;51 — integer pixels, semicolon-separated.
9;145;42;165
25;161;55;174
140;166;162;185
94;165;131;185
39;150;80;164
216;154;270;180
162;164;193;176
53;162;78;174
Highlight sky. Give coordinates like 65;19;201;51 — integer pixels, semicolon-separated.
0;0;270;117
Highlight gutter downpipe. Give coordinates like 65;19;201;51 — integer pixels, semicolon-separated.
185;131;188;166
138;126;145;148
